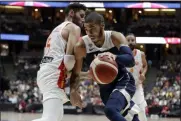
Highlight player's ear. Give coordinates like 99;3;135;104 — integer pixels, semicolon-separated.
101;23;105;29
69;9;75;17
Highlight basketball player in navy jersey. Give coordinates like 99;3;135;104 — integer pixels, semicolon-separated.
70;11;140;121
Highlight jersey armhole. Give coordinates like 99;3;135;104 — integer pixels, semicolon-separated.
109;31;115;48
60;22;72;43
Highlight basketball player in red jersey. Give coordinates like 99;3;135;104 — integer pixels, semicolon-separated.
32;3;86;121
126;33;148;121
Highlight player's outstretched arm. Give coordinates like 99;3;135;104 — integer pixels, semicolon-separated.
69;40;86;108
111;31;135;67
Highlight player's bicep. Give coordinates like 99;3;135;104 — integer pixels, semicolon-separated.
72;43;85;75
111;31;128;49
66;26;81;55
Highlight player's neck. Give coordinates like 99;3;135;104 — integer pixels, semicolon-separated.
64;17;73;22
94;34;105;48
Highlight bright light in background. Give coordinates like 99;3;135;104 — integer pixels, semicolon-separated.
5;6;23;9
2;44;8;49
166;44;169;48
109;10;112;13
138;10;142;14
95;8;105;12
161;9;176;12
140;45;144;48
60;9;63;12
35;8;38;12
144;9;159;12
113;18;117;23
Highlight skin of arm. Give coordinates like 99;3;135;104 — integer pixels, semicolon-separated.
69;40;86;92
65;24;81;55
139;51;148;83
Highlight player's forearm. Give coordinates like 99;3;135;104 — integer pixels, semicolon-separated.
69;73;80;92
115;46;135;67
142;65;148;76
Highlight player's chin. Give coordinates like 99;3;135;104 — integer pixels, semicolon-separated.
92;39;97;43
79;23;84;28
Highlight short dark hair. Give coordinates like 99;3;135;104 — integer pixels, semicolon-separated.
126;33;135;37
65;3;86;16
85;11;104;25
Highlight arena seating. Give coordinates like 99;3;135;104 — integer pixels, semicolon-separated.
145;59;180;117
1;13;180;37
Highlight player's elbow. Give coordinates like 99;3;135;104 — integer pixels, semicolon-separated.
115;54;135;67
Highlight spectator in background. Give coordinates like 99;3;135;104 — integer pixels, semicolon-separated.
148;60;152;68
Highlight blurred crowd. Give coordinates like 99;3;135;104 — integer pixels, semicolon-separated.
0;54;42;112
79;80;104;107
145;60;180;117
1;12;180;37
128;15;180;37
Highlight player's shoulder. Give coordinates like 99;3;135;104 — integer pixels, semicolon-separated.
54;21;80;32
110;31;127;46
140;50;145;55
136;49;145;56
68;23;81;31
110;31;125;41
111;31;123;37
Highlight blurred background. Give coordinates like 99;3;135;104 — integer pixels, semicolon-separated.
0;1;180;119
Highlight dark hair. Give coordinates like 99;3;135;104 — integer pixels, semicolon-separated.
126;33;135;37
65;3;86;16
85;11;104;25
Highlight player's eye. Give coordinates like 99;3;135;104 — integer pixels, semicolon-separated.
80;14;85;18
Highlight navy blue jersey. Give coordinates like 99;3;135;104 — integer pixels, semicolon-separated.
82;30;136;98
82;31;137;121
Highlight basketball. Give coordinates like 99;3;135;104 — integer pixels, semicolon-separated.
89;54;118;84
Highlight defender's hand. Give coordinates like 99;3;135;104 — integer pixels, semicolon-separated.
70;91;83;109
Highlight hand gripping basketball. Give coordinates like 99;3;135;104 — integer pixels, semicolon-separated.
89;52;118;84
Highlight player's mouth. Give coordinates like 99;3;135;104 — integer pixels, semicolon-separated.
91;38;97;42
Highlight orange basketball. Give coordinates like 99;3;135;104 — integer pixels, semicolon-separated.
89;55;118;84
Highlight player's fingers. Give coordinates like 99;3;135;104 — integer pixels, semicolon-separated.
77;100;83;109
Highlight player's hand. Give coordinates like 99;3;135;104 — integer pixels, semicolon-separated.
70;91;83;109
98;52;116;60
